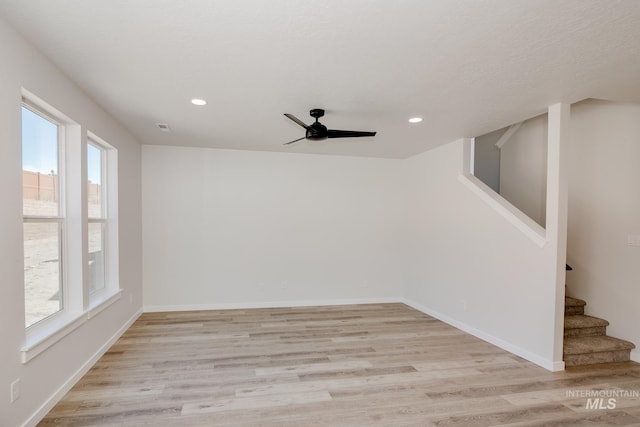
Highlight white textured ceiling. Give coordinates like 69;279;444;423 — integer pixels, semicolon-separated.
1;0;640;158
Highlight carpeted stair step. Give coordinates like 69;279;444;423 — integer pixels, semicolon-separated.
564;335;635;367
564;315;608;337
565;296;586;315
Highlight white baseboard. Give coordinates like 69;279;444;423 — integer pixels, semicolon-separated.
23;309;143;427
401;297;564;372
143;297;403;313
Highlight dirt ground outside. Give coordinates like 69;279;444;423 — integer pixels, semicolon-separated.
23;199;102;327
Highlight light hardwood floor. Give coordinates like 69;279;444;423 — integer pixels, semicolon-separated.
39;303;640;426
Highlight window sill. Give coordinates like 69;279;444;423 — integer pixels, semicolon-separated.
21;288;123;364
22;312;87;363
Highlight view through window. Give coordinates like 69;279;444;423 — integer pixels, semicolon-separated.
87;141;106;294
22;105;63;328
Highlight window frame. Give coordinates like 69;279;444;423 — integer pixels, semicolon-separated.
86;132;119;311
87;137;109;298
20;91;122;364
21;101;67;330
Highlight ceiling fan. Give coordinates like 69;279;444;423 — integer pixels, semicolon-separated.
283;108;376;145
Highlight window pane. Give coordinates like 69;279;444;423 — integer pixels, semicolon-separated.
87;143;103;219
88;222;105;294
24;222;62;327
22;107;59;217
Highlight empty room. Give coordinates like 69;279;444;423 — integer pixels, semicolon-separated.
2;1;640;426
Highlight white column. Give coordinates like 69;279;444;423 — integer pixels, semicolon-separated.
546;103;570;369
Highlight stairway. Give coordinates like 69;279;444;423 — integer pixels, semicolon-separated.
563;296;635;367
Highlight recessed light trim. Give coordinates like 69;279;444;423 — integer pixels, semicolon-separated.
408;117;423;123
191;98;207;106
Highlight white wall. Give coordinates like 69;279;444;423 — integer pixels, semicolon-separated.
567;100;640;361
402;137;564;370
142;146;405;310
500;114;548;227
0;17;142;427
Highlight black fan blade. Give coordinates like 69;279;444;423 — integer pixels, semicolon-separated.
284;113;310;129
327;129;376;139
283;136;306;145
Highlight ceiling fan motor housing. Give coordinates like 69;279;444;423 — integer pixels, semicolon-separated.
306;122;328;140
283;108;375;145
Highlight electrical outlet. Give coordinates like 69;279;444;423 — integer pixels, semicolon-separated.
11;379;20;403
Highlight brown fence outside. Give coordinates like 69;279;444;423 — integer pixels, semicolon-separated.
23;170;101;204
23;170;58;202
87;181;100;204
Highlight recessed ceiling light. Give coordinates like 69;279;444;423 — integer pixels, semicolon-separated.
408;117;423;123
191;98;207;106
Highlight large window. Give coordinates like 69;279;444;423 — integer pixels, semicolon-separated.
20;93;120;359
22;105;64;328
